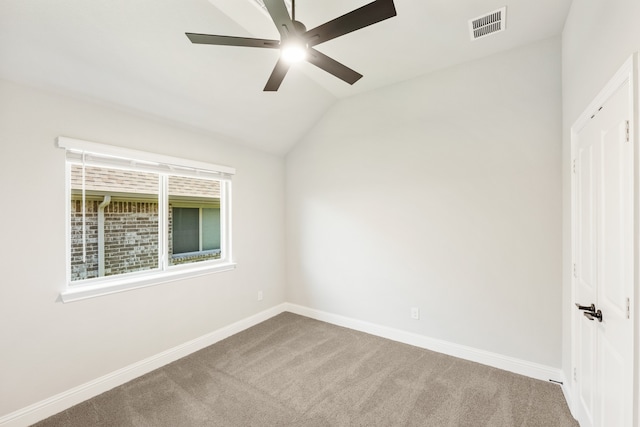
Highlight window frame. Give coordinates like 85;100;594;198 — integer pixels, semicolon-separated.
58;137;236;303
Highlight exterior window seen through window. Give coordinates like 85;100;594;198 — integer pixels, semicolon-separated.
172;208;221;254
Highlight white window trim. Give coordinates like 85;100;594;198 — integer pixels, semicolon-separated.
58;136;236;303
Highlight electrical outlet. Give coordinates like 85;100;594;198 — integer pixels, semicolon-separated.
258;291;263;301
411;307;420;320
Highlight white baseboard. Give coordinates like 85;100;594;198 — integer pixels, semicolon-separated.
283;303;564;383
1;302;567;427
0;304;287;427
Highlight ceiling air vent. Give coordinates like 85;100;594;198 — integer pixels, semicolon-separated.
468;7;506;41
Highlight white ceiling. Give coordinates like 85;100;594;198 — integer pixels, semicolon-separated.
0;0;572;155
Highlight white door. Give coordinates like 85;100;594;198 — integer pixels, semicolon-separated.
573;70;634;427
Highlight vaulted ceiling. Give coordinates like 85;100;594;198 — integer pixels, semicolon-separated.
0;0;572;155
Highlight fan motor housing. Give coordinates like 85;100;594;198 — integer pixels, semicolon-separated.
293;20;307;34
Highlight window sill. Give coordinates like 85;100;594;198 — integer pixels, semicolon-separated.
60;262;236;303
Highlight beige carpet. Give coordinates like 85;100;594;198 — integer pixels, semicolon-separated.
33;312;578;426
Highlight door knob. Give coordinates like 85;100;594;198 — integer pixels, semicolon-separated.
584;309;603;322
575;303;596;312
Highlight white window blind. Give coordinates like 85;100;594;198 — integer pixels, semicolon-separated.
58;137;235;180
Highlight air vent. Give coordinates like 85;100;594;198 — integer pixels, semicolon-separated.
468;7;506;41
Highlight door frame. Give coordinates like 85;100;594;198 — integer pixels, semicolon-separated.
570;53;638;426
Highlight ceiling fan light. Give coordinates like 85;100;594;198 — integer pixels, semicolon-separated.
281;42;307;63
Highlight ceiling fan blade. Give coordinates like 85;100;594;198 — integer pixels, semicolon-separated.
303;0;397;47
186;33;280;49
306;48;363;85
264;58;291;91
263;0;296;39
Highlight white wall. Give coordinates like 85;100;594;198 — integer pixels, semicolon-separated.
0;31;572;422
561;0;640;416
0;79;285;417
286;37;563;367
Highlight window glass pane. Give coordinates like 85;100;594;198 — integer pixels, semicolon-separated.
202;208;221;250
168;176;221;266
70;164;159;282
172;208;199;254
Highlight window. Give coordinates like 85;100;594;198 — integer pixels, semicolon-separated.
59;137;235;302
171;207;220;254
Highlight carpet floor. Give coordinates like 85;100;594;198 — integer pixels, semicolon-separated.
33;312;578;426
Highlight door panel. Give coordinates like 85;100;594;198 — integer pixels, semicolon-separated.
578;136;597;297
599;86;632;312
599;332;625;425
595;83;633;427
575;116;599;427
573;76;633;427
578;317;596;426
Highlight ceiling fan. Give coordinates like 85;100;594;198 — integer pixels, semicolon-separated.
186;0;397;91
